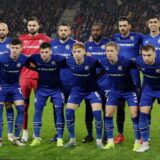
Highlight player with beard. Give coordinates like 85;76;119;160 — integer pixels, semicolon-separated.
112;16;143;144
50;23;75;142
0;22;15;142
19;17;51;142
82;23;110;144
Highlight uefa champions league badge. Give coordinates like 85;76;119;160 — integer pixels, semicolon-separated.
17;63;21;68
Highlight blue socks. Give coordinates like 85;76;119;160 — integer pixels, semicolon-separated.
66;108;75;138
93;110;103;139
105;116;114;139
0;104;3;139
132;117;140;140
55;106;64;138
6;107;14;134
139;112;149;142
15;105;24;138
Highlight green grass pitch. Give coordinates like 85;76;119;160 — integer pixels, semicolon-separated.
1;93;160;160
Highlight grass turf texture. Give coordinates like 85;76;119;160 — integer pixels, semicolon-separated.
0;93;160;160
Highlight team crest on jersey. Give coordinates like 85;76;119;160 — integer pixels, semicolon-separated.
51;61;56;65
4;64;9;67
118;66;123;70
141;67;145;71
53;45;58;49
65;45;70;50
6;44;10;49
17;63;21;68
105;67;109;70
39;40;43;44
89;46;93;50
145;40;149;44
85;66;89;70
101;45;105;49
158;39;160;44
156;68;160;73
130;36;134;41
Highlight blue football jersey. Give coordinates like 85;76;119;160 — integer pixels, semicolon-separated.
100;56;136;91
112;32;143;59
0;38;11;55
142;34;160;54
66;56;99;91
0;52;27;86
51;38;75;84
136;54;160;90
28;54;66;88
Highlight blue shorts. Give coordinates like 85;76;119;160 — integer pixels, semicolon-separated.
140;87;160;107
35;87;64;110
67;89;102;105
106;90;138;107
0;85;24;102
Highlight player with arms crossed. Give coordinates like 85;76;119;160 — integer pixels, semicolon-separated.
19;17;51;141
64;43;103;149
100;42;140;151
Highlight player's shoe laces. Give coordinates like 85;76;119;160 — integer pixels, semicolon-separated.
114;134;125;144
96;139;103;149
50;134;58;142
12;138;25;147
30;138;41;147
133;142;141;151
64;139;76;148
57;138;63;147
21;130;28;142
0;139;2;147
8;133;14;142
82;135;93;143
135;143;149;152
103;142;115;150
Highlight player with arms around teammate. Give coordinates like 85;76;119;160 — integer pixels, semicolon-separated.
101;42;140;151
29;42;65;147
19;17;51;142
0;39;28;147
112;16;143;144
50;23;75;142
135;45;160;152
83;23;110;143
64;43;103;149
0;22;15;142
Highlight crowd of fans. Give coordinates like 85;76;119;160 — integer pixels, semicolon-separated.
72;0;160;41
0;0;159;41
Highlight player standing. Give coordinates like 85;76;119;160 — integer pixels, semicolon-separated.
112;16;143;144
19;17;51;142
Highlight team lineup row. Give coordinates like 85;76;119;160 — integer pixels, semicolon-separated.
0;15;159;153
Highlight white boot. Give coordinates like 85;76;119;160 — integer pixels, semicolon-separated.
21;130;28;142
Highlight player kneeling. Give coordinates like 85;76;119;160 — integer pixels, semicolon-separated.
64;43;103;149
100;42;140;151
28;42;65;147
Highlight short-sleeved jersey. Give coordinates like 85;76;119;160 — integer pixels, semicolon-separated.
112;32;143;59
0;37;11;55
28;54;65;88
19;33;51;79
100;56;136;91
0;53;27;86
142;34;160;54
136;54;160;90
66;56;99;91
51;38;75;84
